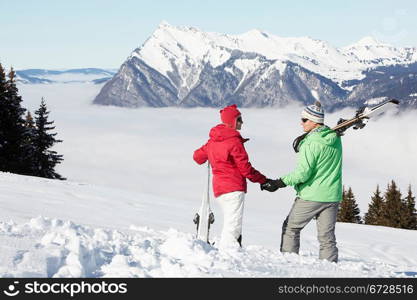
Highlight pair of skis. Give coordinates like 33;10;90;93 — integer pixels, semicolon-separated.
332;99;399;134
193;162;215;243
293;98;400;152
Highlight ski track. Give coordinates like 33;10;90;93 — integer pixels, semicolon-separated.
0;217;415;278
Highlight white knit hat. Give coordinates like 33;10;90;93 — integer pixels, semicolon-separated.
301;101;324;124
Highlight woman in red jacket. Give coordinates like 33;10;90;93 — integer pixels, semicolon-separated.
193;104;273;247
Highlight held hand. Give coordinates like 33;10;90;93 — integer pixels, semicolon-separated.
260;178;287;192
275;178;287;189
260;179;279;192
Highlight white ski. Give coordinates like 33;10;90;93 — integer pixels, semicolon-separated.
193;162;214;243
332;99;400;132
293;99;400;152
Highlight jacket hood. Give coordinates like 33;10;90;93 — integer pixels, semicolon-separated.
306;126;339;146
209;124;244;142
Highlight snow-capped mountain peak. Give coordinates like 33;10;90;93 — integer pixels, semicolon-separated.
158;20;171;28
340;36;411;63
238;28;270;40
133;23;417;88
352;36;387;47
94;22;417;108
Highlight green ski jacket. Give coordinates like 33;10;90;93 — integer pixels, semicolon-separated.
282;126;343;202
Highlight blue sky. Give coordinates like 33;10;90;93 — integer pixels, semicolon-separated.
1;0;416;69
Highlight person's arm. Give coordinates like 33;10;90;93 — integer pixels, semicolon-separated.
281;142;318;186
230;142;267;184
193;142;208;165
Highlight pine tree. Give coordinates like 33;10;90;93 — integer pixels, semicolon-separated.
364;185;385;225
22;111;38;175
0;67;32;174
25;112;35;129
32;98;65;180
381;180;404;228
0;63;9;171
401;185;417;230
337;186;362;224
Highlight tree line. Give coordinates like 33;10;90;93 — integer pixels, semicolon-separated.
337;180;416;230
0;62;64;179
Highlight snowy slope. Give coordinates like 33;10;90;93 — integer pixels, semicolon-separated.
0;173;416;278
1;82;416;277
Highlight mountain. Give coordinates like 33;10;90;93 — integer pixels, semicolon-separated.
91;22;416;109
341;36;417;66
346;62;417;107
16;68;117;84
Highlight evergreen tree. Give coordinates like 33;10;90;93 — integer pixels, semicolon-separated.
0;67;32;174
22;111;38;175
401;185;417;230
32;98;65;180
0;63;9;171
381;180;404;228
364;185;385;225
25;112;35;129
337;186;362;223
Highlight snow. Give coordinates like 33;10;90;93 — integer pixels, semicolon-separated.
0;212;415;277
341;37;410;63
255;60;287;89
348;36;386;47
233;58;263;92
234;58;263;74
0;177;417;278
364;97;390;106
311;90;319;101
129;22;417;92
1;82;416;278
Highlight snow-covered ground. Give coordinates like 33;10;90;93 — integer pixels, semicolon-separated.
1;173;416;278
0;82;416;277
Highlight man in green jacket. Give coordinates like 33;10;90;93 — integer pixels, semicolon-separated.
262;101;342;262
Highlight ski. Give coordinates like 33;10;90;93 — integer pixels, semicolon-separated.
193;162;215;243
332;99;400;134
293;99;400;152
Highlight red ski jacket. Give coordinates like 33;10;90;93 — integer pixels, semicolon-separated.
193;124;267;197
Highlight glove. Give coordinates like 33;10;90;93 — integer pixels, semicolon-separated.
275;178;287;188
335;118;347;136
260;178;286;192
261;179;278;192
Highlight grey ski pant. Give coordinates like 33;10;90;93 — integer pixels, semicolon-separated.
280;197;340;263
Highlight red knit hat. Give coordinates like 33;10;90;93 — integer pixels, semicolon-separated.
220;104;241;129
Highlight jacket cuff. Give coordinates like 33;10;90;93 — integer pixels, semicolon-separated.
259;177;267;185
277;178;287;188
281;177;290;186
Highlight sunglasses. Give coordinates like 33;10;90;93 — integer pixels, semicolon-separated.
237;117;243;123
301;118;309;123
